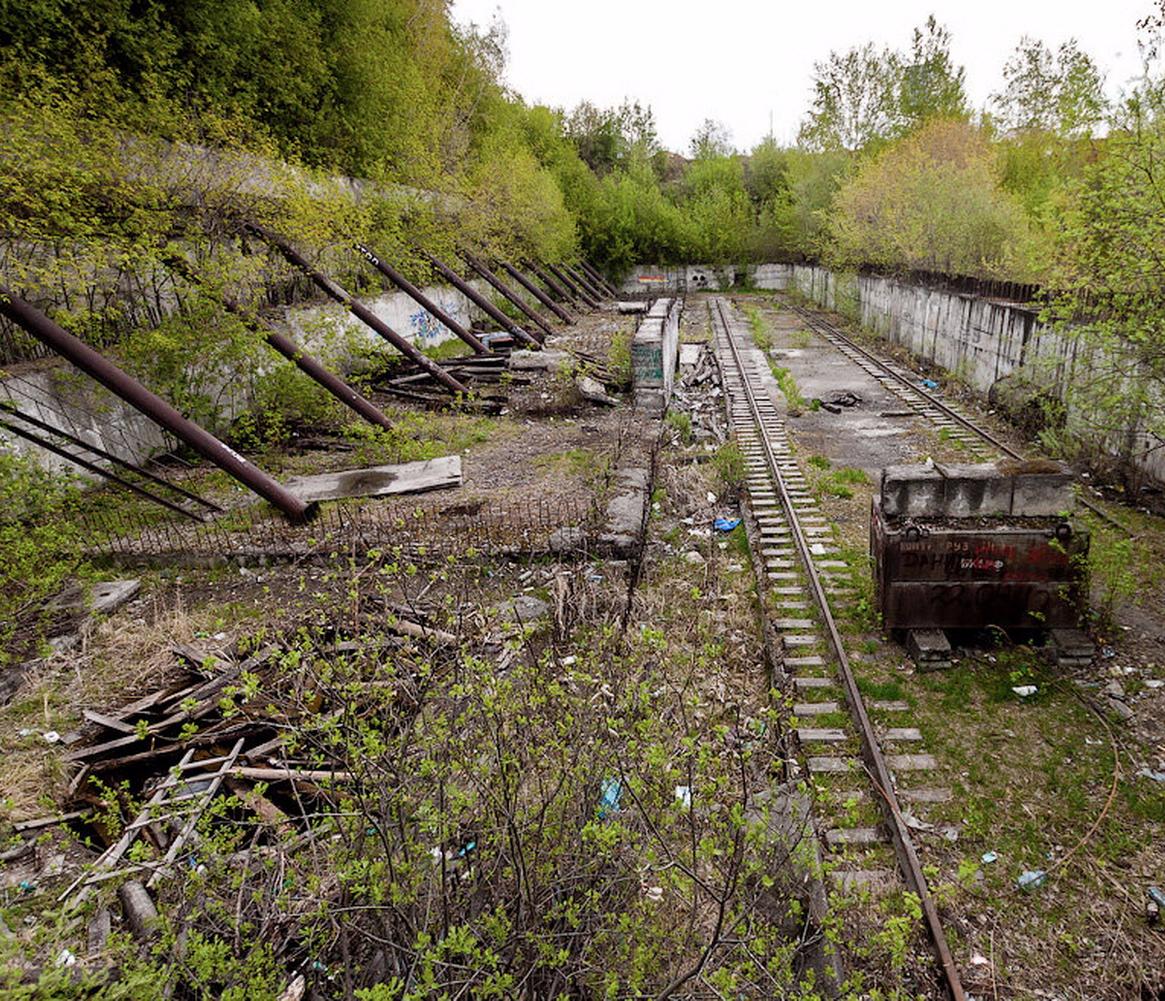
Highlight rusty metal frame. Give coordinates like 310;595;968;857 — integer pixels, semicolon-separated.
547;263;598;308
417;251;539;348
580;259;618;297
354;244;490;355
498;262;575;325
461;254;553;341
247;225;468;396
0;287;314;523
522;260;577;306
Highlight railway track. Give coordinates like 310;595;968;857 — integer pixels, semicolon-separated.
778;293;1127;531
707;296;966;1001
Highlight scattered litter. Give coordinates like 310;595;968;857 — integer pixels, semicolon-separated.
1136;767;1165;783
560;655;577;667
726;561;744;573
1085;737;1102;746
586;572;603;583
1145;679;1164;689
18;881;35;894
713;517;741;532
674;785;692;810
683;550;705;566
819;390;863;414
1011;685;1038;698
919;378;939;390
644;885;664;903
903;812;935;833
1101;645;1116;659
705;491;717;504
55;949;77;968
598;778;622;818
1017;869;1047;891
970;952;991;967
981;851;998;864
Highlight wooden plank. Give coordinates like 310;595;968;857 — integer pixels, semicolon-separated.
283;456;462;504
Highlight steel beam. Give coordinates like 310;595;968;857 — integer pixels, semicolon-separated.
461;254;553;341
522;260;577;306
498;262;576;325
0;287;315;523
416;251;539;349
166;256;396;434
580;259;618;297
247;225;468;396
354;244;490;355
563;263;605;302
546;263;598;308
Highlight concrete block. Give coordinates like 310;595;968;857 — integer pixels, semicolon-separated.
934;462;1012;518
880;465;945;518
632;298;679;414
285;456;461;503
1009;463;1075;516
905;628;951;671
598;466;649;555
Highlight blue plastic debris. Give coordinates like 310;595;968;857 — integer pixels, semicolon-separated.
1017;869;1047;891
456;840;476;858
598;778;622;818
981;851;998;864
920;378;939;390
713;517;742;532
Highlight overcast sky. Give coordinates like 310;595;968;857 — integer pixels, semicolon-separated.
449;0;1157;152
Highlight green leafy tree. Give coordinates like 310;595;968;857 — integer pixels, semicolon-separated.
798;42;899;151
991;36;1107;136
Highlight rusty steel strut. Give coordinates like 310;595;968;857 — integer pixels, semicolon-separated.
580;259;618;297
247;225;468;396
416;251;538;349
354;244;490;355
710;297;965;1001
497;262;576;325
460;254;553;341
0;288;315;523
165;256;396;434
546;263;598;309
563;262;605;302
522;260;576;306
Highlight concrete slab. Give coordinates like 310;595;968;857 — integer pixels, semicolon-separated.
285;456;461;503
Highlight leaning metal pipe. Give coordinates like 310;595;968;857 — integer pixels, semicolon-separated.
354;244;490;355
462;254;553;340
247;225;468;396
523;260;576;306
0;417;204;521
546;263;598;308
418;251;539;348
564;263;605;302
498;262;576;325
0;287;315;523
0;401;220;512
165;256;396;434
580;259;619;297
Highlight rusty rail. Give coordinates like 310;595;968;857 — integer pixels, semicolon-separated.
710;296;965;1001
547;263;598;308
247;225;467;396
523;260;577;306
0;287;314;523
580;259;618;297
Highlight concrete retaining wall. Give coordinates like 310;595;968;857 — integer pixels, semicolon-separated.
632;298;681;415
0;283;484;475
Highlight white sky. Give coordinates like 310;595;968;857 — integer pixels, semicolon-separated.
449;0;1157;152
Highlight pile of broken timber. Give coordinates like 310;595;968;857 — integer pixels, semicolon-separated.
33;611;459;907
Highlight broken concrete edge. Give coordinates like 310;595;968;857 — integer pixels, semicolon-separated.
283;456;462;505
595;466;651;559
632;297;682;416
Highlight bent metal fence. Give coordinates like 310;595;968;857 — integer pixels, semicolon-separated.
81;492;600;565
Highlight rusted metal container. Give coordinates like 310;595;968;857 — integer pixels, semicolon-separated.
870;462;1089;631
